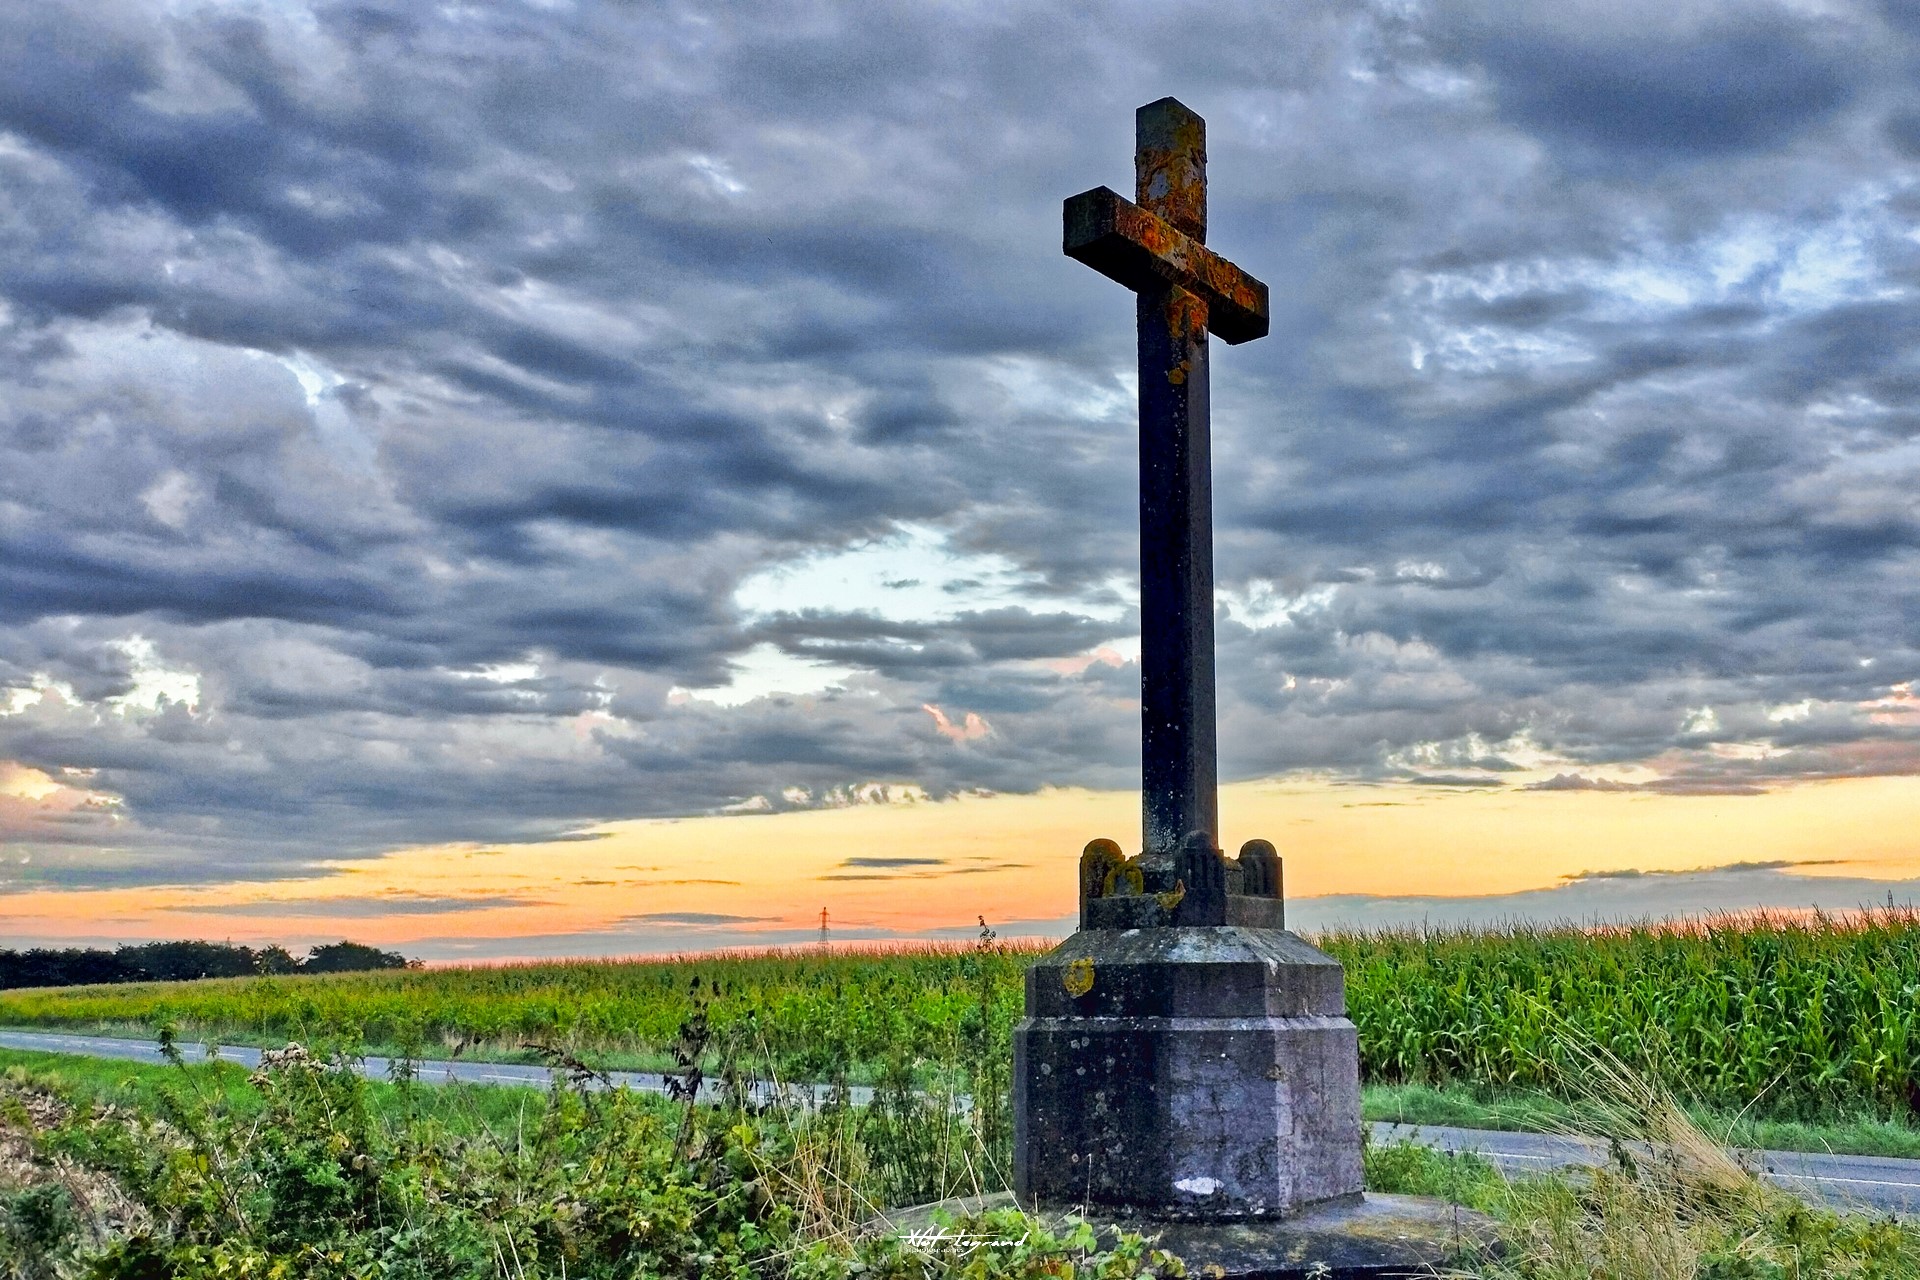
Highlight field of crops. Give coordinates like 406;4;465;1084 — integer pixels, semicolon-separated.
4;911;1919;1120
1329;910;1920;1118
0;937;1042;1081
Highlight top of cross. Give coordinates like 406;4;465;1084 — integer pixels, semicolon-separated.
1058;98;1280;924
1136;95;1207;240
1063;98;1269;344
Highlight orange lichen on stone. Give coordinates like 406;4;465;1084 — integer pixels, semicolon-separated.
1104;860;1144;897
1061;188;1268;345
1062;957;1096;997
1080;837;1127;901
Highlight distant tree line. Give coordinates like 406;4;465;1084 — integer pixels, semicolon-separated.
0;940;413;990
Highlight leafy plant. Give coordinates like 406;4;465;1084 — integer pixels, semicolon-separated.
3;1027;1183;1279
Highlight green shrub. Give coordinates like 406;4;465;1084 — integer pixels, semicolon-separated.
7;1039;1177;1279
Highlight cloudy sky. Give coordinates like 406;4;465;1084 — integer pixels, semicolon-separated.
3;0;1919;956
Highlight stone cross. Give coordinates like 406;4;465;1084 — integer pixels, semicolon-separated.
1010;98;1375;1232
1064;97;1269;861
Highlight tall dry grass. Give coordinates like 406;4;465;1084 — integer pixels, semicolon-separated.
1447;1031;1920;1278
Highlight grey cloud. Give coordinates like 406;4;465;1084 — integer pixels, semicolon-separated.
1527;774;1639;793
1560;859;1828;881
387;913;1080;962
1444;5;1862;161
172;894;548;918
818;859;1014;881
622;911;775;925
0;0;1915;892
1293;863;1920;933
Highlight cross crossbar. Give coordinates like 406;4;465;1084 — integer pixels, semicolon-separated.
1062;97;1270;865
1063;186;1269;345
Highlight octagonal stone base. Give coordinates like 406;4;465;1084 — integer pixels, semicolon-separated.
1013;926;1363;1219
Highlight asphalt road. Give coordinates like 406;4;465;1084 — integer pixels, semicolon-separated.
4;1028;1916;1216
0;1027;875;1104
1375;1121;1920;1217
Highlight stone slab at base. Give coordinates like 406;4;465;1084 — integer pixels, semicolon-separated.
873;1190;1500;1280
1014;927;1364;1217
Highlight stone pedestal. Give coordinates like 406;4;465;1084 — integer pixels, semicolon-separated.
1013;920;1365;1218
983;835;1494;1273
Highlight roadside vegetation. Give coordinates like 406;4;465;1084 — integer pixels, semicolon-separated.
6;911;1920;1134
0;1034;1176;1277
0;914;1917;1274
3;1024;1918;1277
1365;1080;1920;1161
0;945;1185;1280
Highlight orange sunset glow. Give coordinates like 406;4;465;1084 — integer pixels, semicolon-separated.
5;774;1919;961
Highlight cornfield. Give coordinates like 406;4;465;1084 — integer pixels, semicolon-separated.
1330;909;1920;1118
0;940;1041;1081
3;911;1918;1119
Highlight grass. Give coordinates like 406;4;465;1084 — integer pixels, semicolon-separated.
0;1024;1170;1277
0;1045;578;1139
10;1040;1920;1167
1362;1081;1920;1161
1361;1132;1508;1207
9;1029;1920;1278
1362;1043;1920;1280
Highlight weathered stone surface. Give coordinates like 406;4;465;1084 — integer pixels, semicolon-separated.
1026;98;1370;1234
1061;98;1273;855
1014;926;1364;1218
1239;839;1282;900
1078;835;1286;931
1024;926;1344;1019
875;1191;1500;1279
1085;892;1285;931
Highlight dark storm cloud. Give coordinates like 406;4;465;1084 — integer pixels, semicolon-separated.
1;0;1917;891
1443;5;1859;160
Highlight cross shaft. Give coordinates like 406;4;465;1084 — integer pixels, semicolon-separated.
1062;98;1269;859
